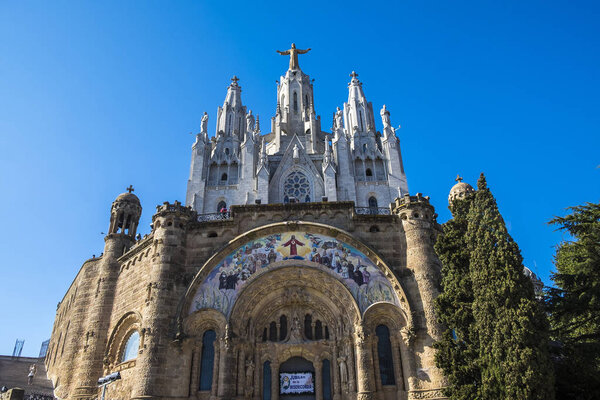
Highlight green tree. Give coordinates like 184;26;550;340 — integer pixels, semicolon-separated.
467;173;554;399
547;202;600;399
435;173;555;399
434;194;480;399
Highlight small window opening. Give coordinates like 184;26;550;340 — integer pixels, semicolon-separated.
217;201;227;213
304;314;313;340
366;168;373;177
269;321;277;342
221;173;228;182
279;315;288;341
293;92;298;112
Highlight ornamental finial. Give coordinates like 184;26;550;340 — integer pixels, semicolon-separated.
455;175;463;183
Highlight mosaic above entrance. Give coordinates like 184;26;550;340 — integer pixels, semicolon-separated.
190;231;400;317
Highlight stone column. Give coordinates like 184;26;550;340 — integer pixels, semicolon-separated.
354;326;375;400
271;362;280;400
237;347;245;397
315;358;323;400
390;334;406;400
190;342;202;396
346;341;357;394
332;344;341;400
371;336;383;397
217;337;235;399
211;344;220;399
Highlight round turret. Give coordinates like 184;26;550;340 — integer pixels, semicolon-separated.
108;185;142;238
448;175;474;206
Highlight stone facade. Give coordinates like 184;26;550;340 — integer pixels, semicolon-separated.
46;48;448;400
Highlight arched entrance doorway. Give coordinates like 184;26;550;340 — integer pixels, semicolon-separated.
181;224;414;400
279;357;315;400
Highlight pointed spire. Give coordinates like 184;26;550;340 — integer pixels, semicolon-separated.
224;75;243;108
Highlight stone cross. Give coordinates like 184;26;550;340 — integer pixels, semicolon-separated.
455;175;463;183
126;185;135;193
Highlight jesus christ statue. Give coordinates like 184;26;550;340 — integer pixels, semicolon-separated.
276;43;311;70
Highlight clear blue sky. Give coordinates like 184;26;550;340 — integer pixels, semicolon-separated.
0;1;598;357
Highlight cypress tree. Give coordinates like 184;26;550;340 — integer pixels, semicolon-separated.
434;193;480;399
467;173;554;399
547;202;600;399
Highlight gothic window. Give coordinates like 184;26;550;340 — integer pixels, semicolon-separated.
263;361;272;400
305;94;308;107
225;148;230;155
121;331;139;362
221;173;228;182
366;168;373;177
217;201;227;212
283;171;311;203
199;330;216;390
368;196;378;212
359;110;364;131
293;92;298;112
279;315;288;341
376;325;396;385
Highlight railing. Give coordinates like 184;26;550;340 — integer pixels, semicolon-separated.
354;207;391;216
197;211;232;222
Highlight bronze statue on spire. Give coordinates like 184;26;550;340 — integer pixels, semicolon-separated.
276;43;311;70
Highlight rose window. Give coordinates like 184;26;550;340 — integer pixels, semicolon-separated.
283;171;311;202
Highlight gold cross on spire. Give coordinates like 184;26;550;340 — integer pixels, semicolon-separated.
126;185;135;193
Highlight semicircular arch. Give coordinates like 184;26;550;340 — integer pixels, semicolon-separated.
178;221;412;327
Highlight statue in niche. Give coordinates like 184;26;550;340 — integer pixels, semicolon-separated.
245;358;255;397
246;110;255;133
335;107;344;131
288;313;304;342
292;144;300;160
201;112;209;133
337;355;348;392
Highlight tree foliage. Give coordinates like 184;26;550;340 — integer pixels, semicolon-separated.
434;194;480;399
547;202;600;399
435;173;554;399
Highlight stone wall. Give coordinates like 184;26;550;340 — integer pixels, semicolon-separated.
47;199;447;400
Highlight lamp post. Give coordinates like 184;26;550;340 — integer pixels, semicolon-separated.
97;372;121;400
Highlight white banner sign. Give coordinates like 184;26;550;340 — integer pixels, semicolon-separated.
279;372;314;394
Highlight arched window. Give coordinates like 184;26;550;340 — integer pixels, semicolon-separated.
225;148;230;155
366;168;373;177
304;314;313;340
376;325;396;385
283;171;311;203
315;320;323;340
359;110;364;131
269;321;277;342
322;359;332;400
263;361;272;400
279;315;288;341
221;173;228;182
199;330;216;390
217;201;227;213
121;331;139;362
368;196;378;209
293;92;298;112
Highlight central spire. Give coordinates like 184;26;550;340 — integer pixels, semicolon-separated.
276;43;311;70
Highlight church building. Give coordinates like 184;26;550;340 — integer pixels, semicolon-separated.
46;45;448;400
